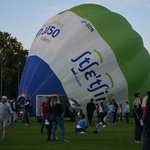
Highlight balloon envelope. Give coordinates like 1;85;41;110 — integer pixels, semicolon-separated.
18;4;150;116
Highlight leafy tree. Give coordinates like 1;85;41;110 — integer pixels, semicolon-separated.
0;31;28;99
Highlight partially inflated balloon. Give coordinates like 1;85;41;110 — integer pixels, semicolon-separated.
18;4;150;116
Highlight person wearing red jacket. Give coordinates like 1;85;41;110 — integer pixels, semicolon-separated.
40;97;49;133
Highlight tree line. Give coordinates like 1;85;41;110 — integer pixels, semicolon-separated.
0;31;28;99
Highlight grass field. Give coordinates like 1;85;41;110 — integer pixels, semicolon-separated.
0;117;143;150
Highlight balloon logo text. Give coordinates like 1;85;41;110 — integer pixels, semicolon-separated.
71;50;112;102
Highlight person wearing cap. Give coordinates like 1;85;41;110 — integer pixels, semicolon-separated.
0;96;13;141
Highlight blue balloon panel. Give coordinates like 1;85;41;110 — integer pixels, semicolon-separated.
18;56;67;116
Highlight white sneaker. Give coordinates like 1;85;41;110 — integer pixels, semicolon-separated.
80;131;86;134
103;125;106;128
62;139;69;142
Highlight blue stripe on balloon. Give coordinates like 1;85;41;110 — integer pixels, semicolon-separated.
18;55;67;116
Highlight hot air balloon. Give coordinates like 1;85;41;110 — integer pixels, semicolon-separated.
18;3;150;116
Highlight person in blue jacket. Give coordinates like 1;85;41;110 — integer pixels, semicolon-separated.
75;114;88;134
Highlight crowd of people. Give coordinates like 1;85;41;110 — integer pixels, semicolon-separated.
85;98;130;127
0;91;150;149
74;91;150;149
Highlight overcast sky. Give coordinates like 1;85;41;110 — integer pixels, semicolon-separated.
0;0;150;53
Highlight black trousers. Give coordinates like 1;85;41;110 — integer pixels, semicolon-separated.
125;113;129;123
143;129;150;150
87;112;93;125
46;121;52;140
98;113;106;125
134;125;143;141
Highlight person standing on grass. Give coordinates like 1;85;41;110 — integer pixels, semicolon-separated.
24;97;31;125
117;103;123;123
51;95;69;142
142;94;148;119
0;96;13;141
97;102;106;127
45;97;55;141
108;101;115;125
143;91;150;150
112;99;118;124
103;100;108;125
9;98;17;125
40;97;49;133
86;98;96;126
133;94;143;144
124;101;130;124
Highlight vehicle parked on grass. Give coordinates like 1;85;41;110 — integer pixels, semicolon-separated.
36;95;82;121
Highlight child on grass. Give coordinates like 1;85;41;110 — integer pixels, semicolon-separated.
93;118;103;133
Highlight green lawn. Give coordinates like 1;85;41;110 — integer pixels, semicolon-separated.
0;117;143;150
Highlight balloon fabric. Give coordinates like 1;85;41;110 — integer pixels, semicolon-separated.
18;4;150;116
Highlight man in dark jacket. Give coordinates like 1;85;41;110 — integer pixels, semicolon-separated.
86;98;96;126
24;97;31;125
